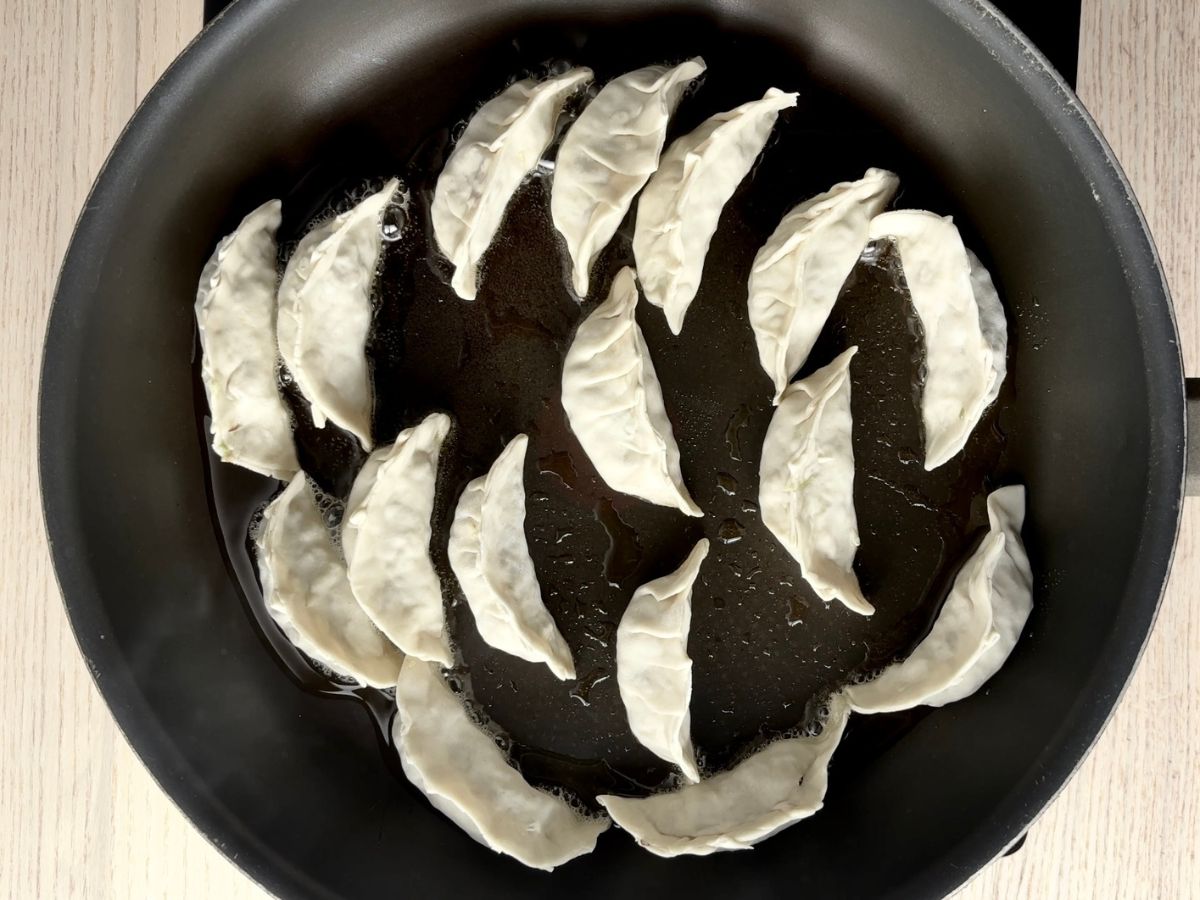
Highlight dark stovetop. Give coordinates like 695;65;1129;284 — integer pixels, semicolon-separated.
201;0;1083;85
985;0;1082;84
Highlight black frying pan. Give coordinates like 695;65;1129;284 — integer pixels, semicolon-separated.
40;1;1189;897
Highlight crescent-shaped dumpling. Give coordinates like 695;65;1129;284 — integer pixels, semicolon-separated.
343;413;454;666
759;346;871;616
432;68;593;300
616;538;709;782
867;210;1007;469
448;434;576;680
633;88;798;334
561;267;701;516
393;657;609;870
598;694;849;856
847;485;1032;713
277;180;400;450
195;199;299;480
255;473;402;688
748;168;899;402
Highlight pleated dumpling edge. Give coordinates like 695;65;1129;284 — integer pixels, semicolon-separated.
562;266;702;516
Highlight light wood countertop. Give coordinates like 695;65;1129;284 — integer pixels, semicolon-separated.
1;0;1195;896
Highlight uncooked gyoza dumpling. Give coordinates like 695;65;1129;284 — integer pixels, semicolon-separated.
846;485;1032;713
432;68;593;300
393;657;609;870
616;538;709;783
748;169;900;402
277;180;400;450
552;58;706;297
867;210;1007;469
343;413;453;666
924;486;1031;706
448;434;575;680
195;200;298;481
256;472;403;688
561;267;701;516
598;694;849;857
967;248;1009;412
759;346;871;616
634;88;799;334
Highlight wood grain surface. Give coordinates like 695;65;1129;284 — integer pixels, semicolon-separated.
0;0;1195;896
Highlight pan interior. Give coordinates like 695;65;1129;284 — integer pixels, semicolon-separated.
207;41;1014;798
43;1;1180;897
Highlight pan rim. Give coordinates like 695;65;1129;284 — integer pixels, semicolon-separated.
37;0;1185;898
904;1;1185;896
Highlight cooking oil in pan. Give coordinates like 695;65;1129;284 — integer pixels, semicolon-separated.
593;498;643;587
200;61;1014;801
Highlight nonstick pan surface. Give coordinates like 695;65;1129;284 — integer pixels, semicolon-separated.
41;1;1183;898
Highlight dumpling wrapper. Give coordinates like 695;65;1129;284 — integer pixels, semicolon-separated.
195;199;299;480
256;473;402;688
561;266;701;516
617;538;708;783
968;248;1009;412
867;210;1007;469
343;413;453;666
432;68;593;300
923;486;1031;706
598;694;849;857
393;657;609;870
847;485;1032;713
759;346;871;616
277;180;400;450
845;536;1003;714
748;169;900;403
634;88;799;334
448;434;575;680
552;58;706;297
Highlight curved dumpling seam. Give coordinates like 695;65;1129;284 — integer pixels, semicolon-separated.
256;473;403;688
552;58;706;297
923;485;1032;707
393;657;609;870
867;210;1007;469
748;168;899;403
432;68;594;300
195;199;299;480
277;180;400;450
597;693;849;857
343;412;454;666
759;346;872;615
448;434;576;680
634;88;798;334
845;485;1031;713
561;266;701;516
616;538;709;782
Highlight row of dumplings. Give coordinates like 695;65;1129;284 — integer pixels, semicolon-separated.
196;58;1006;501
467;63;1012;621
600;482;1033;861
259;446;1031;869
202;299;1032;872
193;58;1029;868
249;398;1032;870
434;59;1007;474
195;172;1007;628
257;423;570;685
